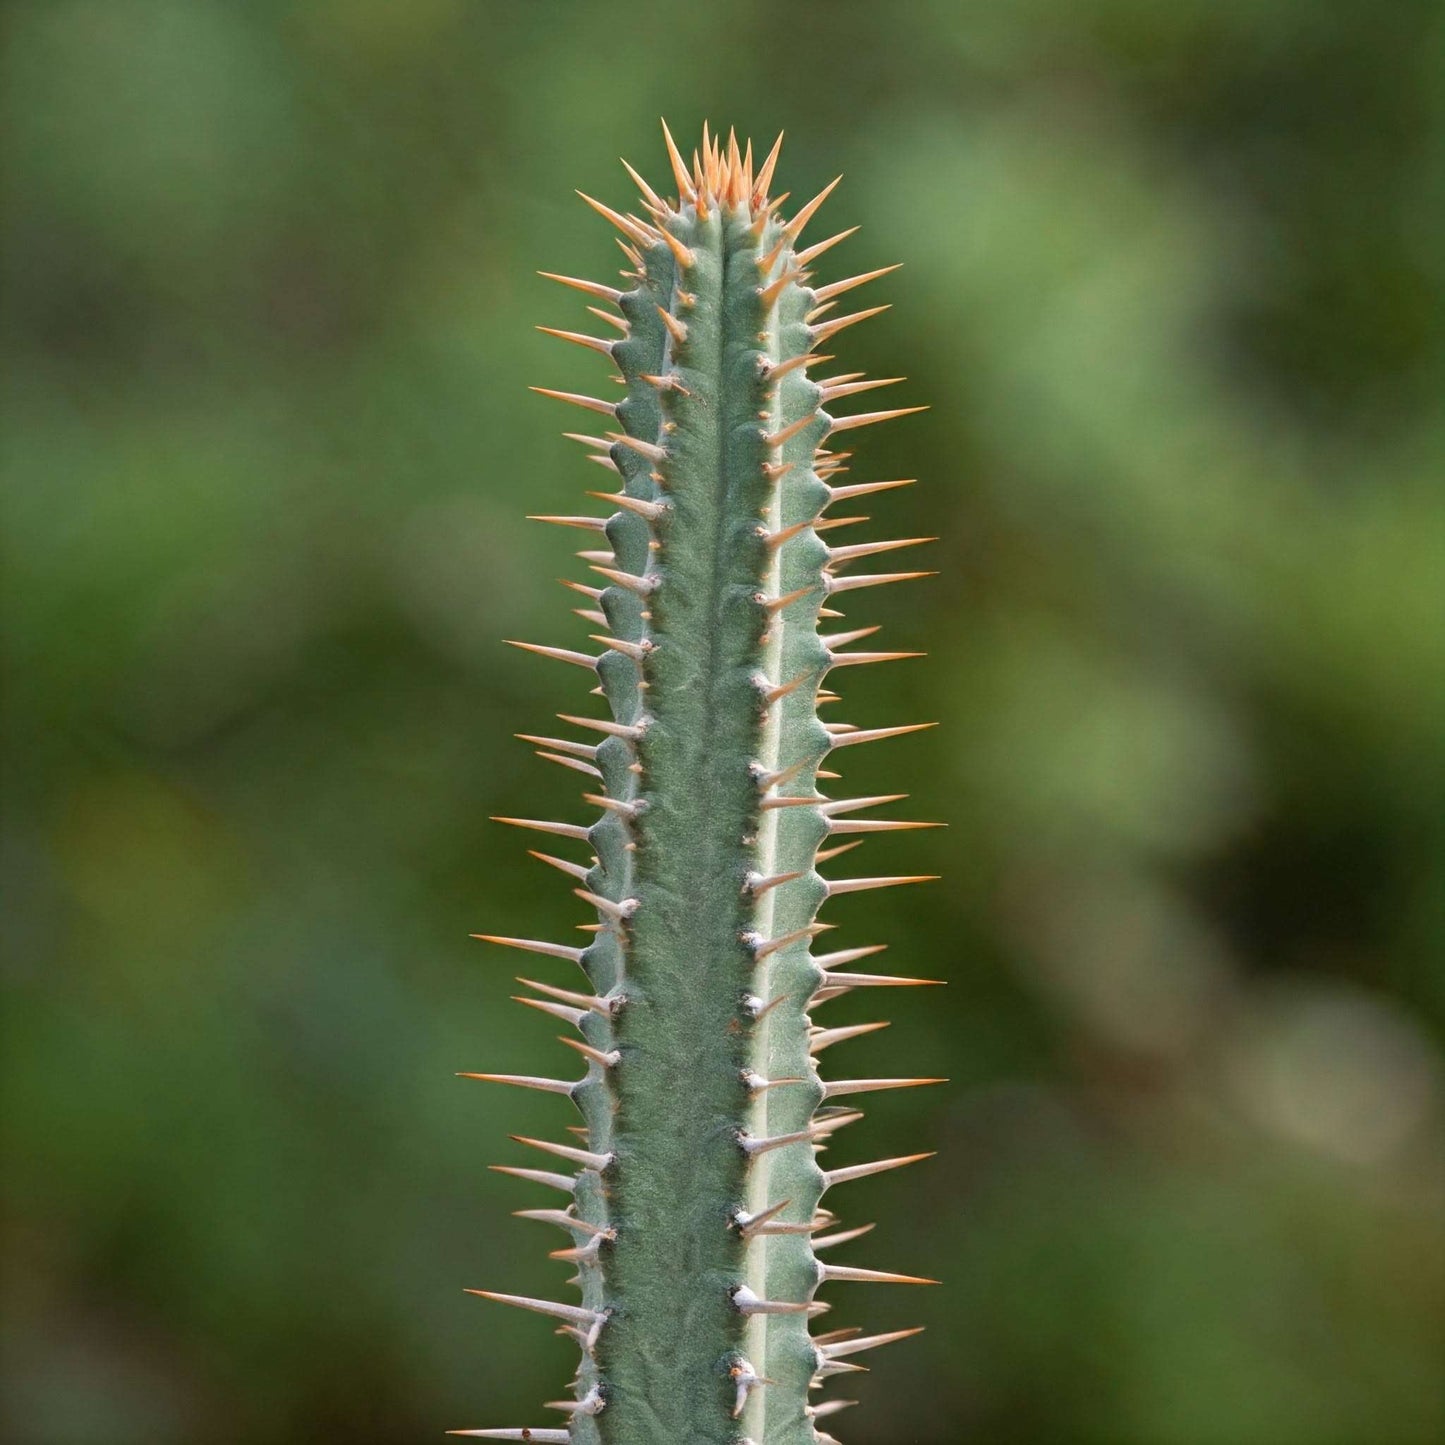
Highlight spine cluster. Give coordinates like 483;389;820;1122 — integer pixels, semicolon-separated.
460;123;941;1445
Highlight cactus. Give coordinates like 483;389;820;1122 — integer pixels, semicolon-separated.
460;123;941;1445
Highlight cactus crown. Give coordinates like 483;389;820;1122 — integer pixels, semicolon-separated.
463;122;940;1445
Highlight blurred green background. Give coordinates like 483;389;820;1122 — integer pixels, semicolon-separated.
2;1;1443;1442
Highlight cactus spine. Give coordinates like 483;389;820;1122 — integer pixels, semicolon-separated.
462;124;940;1445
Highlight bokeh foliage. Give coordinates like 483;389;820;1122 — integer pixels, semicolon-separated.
2;2;1442;1442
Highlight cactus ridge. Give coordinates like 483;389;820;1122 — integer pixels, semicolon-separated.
464;123;939;1445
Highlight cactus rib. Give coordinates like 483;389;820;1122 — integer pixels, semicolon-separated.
465;124;937;1445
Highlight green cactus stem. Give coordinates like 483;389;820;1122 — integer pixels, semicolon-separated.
460;123;941;1445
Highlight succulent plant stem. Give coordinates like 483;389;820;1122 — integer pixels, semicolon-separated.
463;123;938;1445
